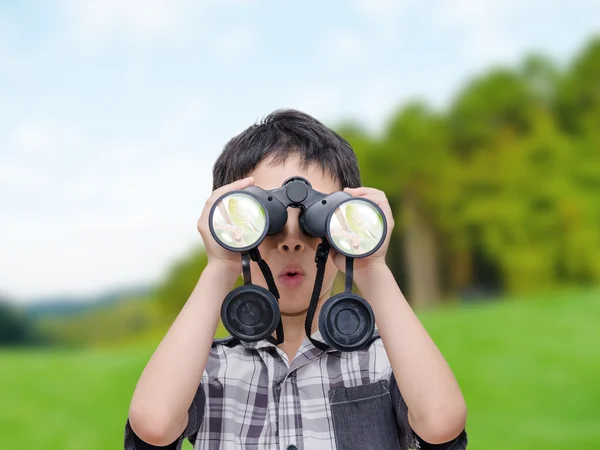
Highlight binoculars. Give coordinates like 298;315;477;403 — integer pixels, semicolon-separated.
209;176;386;351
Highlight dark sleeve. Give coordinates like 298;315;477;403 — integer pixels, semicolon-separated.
124;384;205;450
412;429;468;449
389;373;468;449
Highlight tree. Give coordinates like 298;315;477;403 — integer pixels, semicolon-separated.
339;103;452;307
556;38;600;134
0;300;44;346
448;67;539;158
155;247;210;316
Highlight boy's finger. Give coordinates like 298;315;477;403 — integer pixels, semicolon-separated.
347;188;386;200
344;187;386;202
344;187;383;196
343;187;363;197
344;189;390;212
212;176;254;198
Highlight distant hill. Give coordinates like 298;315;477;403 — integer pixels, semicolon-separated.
23;285;155;320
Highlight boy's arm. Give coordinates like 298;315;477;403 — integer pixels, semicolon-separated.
354;264;468;446
126;262;239;447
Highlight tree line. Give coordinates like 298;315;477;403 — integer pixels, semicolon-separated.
157;37;600;314
339;38;600;307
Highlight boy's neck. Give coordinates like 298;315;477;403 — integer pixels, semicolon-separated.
270;280;335;361
275;291;328;362
277;312;312;362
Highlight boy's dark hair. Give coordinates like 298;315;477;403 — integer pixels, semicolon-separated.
212;109;362;191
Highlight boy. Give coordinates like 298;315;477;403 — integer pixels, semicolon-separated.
124;110;468;450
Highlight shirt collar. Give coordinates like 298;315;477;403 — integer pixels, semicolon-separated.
214;328;381;352
234;329;333;351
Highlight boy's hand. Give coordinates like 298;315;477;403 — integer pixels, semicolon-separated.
197;176;255;274
330;187;395;276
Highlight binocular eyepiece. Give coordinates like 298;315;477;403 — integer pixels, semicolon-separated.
208;176;387;352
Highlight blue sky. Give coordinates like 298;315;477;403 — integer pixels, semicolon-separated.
1;0;599;302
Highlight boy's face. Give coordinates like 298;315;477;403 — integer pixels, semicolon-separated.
247;154;340;317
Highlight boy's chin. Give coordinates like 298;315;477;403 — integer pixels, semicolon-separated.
279;305;310;317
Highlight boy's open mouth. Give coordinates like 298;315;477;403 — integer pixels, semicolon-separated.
279;266;305;288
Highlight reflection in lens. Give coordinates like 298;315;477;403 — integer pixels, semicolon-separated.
329;199;384;256
212;193;266;249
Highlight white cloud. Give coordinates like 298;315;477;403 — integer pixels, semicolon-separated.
0;150;215;301
59;0;195;45
284;85;344;125
0;15;11;49
0;209;201;301
59;0;262;56
0;105;220;302
357;76;409;131
209;0;257;5
0;162;43;189
433;0;519;64
352;0;413;23
158;95;211;138
10;119;83;156
59;176;99;203
323;30;367;61
214;27;262;62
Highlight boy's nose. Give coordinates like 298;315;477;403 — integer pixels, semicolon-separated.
277;208;306;253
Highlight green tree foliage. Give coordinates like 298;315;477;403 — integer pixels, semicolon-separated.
340;37;600;303
155;247;210;316
35;295;162;348
0;300;49;346
342;104;453;307
449;69;538;156
154;247;244;318
556;39;600;133
442;41;600;295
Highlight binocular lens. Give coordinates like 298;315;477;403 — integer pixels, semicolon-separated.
318;293;375;351
211;193;267;250
328;199;385;257
221;285;280;341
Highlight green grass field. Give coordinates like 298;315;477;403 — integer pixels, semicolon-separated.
1;289;599;449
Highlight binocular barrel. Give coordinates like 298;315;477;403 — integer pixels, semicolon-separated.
210;177;386;258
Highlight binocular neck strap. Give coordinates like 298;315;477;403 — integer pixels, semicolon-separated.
248;249;284;346
345;257;354;293
241;252;252;285
305;240;331;351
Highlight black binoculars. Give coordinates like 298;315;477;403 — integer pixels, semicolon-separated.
209;176;386;352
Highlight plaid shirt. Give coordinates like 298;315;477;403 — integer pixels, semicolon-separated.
124;330;468;450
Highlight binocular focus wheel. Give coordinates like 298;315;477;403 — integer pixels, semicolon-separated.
318;293;375;352
221;285;280;342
